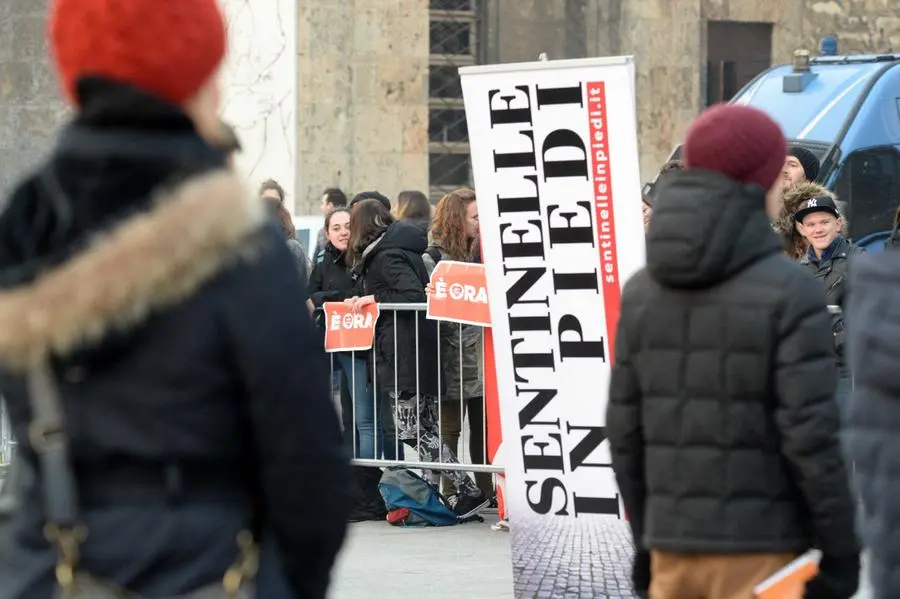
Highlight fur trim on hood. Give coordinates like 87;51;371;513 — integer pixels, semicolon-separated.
773;181;836;236
0;170;265;371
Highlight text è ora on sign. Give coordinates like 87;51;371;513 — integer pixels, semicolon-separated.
426;260;491;327
323;302;380;352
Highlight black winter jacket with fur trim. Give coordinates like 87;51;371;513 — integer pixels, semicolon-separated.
0;81;349;599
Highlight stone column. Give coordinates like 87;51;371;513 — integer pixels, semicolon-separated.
220;0;298;212
615;0;705;182
296;0;429;215
0;0;66;199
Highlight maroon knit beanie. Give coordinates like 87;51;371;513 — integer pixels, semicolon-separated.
683;104;787;191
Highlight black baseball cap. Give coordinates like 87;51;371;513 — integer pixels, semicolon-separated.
793;196;840;222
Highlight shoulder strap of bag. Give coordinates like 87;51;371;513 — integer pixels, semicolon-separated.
26;357;85;588
25;359;261;594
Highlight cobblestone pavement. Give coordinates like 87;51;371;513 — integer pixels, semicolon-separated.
511;515;636;599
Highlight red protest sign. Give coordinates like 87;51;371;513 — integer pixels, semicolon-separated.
426;260;491;327
323;302;380;352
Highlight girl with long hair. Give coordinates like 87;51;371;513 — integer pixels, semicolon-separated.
308;207;392;461
346;199;490;519
422;188;492;499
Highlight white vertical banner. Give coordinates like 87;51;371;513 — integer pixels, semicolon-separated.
461;56;645;597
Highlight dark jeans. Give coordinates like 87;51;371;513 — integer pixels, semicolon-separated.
334;353;396;460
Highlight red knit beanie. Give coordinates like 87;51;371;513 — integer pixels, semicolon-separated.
48;0;227;106
683;104;787;191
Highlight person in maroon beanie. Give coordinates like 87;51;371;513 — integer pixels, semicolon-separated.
606;104;859;599
0;1;349;598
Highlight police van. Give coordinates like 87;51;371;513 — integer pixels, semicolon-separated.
648;46;900;250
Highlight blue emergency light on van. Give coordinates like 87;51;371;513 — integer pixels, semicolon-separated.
651;49;900;251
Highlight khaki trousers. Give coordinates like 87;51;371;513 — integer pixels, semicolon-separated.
650;550;796;599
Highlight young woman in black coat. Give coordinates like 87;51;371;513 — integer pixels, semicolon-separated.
345;199;489;519
308;207;394;460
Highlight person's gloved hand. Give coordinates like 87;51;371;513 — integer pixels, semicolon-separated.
804;554;860;599
632;548;650;598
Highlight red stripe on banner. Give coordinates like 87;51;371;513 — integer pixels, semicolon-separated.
586;81;622;365
484;330;502;462
481;242;506;521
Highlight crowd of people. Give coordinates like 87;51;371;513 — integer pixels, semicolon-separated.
302;185;493;521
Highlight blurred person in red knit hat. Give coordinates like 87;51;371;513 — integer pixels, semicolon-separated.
606;104;860;599
0;1;349;598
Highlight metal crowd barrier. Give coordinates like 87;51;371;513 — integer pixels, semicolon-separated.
0;303;845;484
333;302;844;481
329;302;503;495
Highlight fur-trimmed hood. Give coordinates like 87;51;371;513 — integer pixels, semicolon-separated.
774;181;835;236
0;171;264;371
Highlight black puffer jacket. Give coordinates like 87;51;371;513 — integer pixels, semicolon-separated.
358;221;440;397
607;170;859;594
846;251;900;598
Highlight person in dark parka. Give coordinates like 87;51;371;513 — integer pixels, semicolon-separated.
0;1;349;597
845;251;900;599
794;195;864;413
607;104;859;599
308;207;392;523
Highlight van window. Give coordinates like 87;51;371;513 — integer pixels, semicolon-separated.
833;146;900;240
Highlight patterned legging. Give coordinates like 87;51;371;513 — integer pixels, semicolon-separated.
390;391;480;497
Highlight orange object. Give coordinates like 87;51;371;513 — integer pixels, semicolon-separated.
322;303;380;352
483;329;506;522
426;261;491;327
754;550;821;599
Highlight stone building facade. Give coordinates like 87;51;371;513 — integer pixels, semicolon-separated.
2;0;900;215
296;0;900;211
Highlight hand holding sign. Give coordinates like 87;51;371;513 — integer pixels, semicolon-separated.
345;294;376;313
323;301;380;352
426;260;491;327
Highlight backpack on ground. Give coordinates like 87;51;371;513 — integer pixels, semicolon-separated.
378;467;458;527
